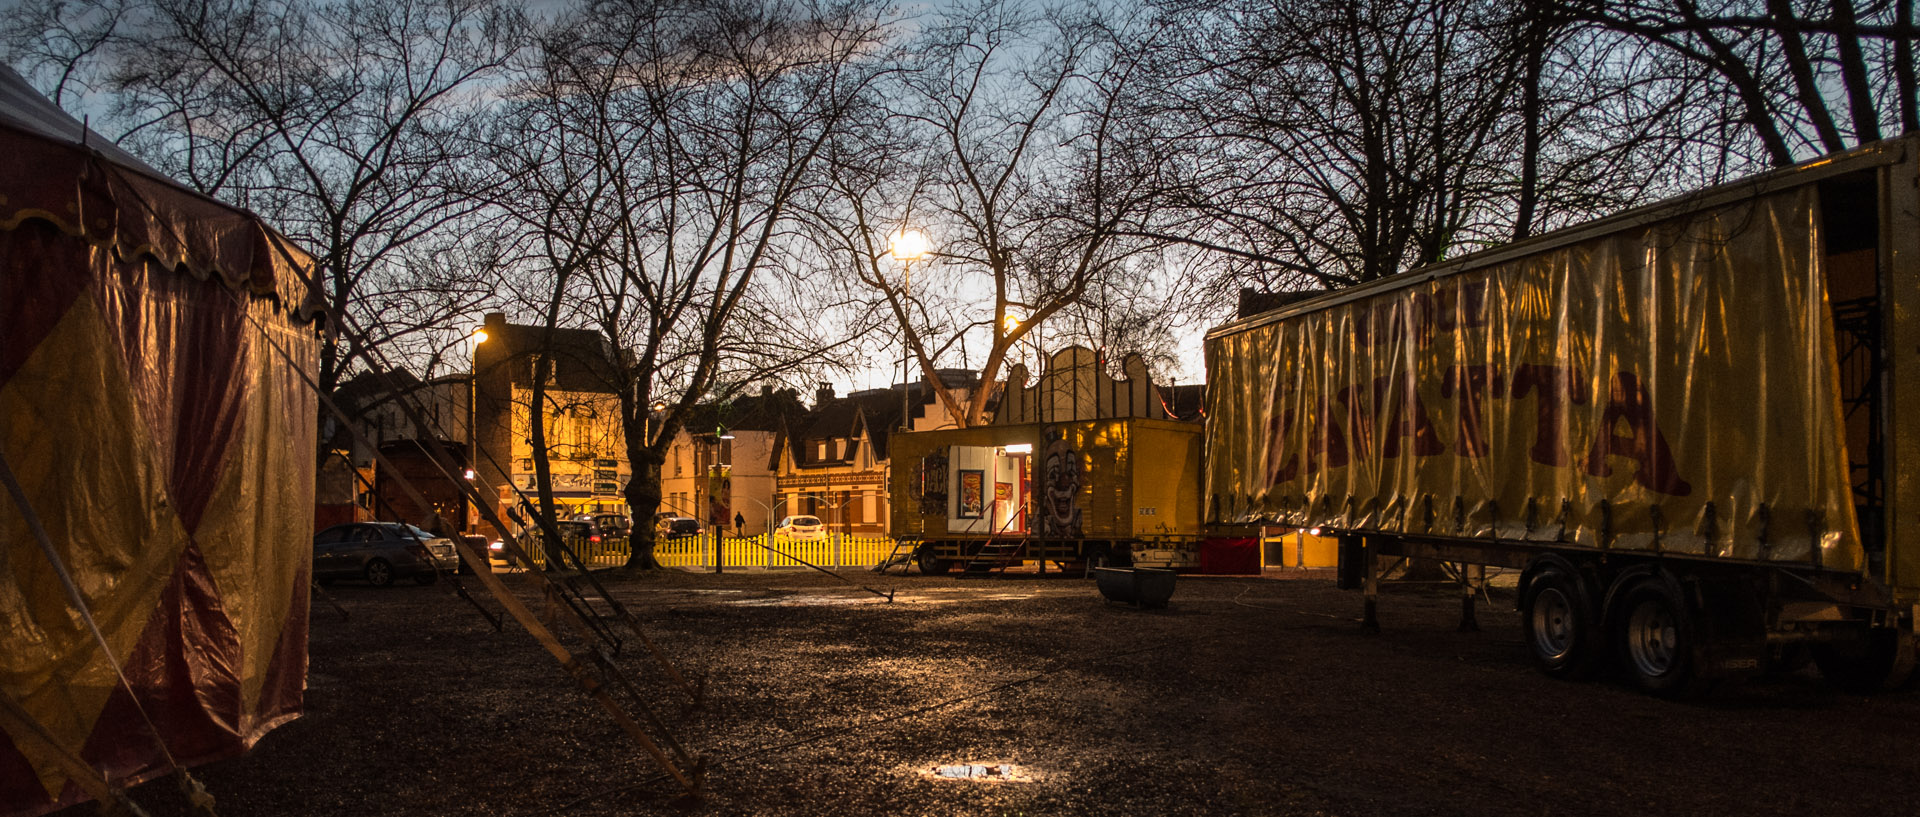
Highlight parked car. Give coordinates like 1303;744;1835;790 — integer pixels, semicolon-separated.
312;523;458;587
577;512;631;538
655;516;702;540
773;515;826;544
457;534;489;573
519;519;598;551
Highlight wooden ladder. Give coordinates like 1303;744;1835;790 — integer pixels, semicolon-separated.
873;537;921;574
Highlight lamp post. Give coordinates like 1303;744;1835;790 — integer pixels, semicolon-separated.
712;425;734;574
888;228;929;431
467;328;488;534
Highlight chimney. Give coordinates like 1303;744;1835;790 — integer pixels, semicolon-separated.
815;383;835;406
761;384;774;398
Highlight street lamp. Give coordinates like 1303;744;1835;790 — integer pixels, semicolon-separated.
467;328;489;533
645;400;667;445
889;229;929;431
1002;314;1026;377
712;425;734;574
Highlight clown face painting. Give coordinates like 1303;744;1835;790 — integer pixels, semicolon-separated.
1042;430;1082;537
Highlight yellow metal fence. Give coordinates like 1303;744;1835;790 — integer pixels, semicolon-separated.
512;533;900;571
654;534;897;570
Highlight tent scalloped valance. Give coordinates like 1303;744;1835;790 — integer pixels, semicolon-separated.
0;120;323;325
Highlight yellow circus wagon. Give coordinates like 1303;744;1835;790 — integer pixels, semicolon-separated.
0;66;321;814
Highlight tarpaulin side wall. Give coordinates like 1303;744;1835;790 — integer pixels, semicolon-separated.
1205;187;1861;572
1198;537;1259;574
0;96;320;813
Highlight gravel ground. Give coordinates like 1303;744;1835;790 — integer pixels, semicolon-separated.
76;567;1920;816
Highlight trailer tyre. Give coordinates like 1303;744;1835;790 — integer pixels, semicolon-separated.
1613;576;1710;697
1520;563;1601;679
1813;628;1916;693
915;546;953;576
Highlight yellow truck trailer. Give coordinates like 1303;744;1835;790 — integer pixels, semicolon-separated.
888;418;1202;573
1206;135;1920;695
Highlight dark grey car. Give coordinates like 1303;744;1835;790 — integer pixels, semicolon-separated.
312;523;459;587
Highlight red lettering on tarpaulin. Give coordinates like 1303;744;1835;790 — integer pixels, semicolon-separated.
1585;372;1693;496
1511;364;1590;467
1375;373;1445;458
1443;365;1504;458
1460;280;1489;327
1259;340;1691;498
1336;382;1376;459
1352;280;1491;351
1264;389;1348;483
1429;288;1458;331
1306;397;1349;475
1264;398;1297;485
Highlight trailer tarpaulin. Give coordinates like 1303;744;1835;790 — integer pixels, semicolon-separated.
1206;187;1860;571
0;66;319;815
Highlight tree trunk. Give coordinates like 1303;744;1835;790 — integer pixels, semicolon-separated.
1900;0;1919;135
1514;6;1546;242
1766;0;1847;153
1829;0;1883;143
622;447;666;570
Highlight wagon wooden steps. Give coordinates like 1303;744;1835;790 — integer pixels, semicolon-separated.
962;540;1025;576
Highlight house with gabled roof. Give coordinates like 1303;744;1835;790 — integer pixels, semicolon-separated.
659;385;808;535
775;371;982;536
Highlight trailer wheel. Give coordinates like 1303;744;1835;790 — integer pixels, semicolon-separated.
1520;563;1601;679
1812;628;1916;693
1613;576;1710;697
914;546;953;576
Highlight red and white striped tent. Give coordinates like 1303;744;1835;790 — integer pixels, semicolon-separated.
0;64;321;815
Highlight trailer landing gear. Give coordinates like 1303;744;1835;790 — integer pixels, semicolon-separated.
1812;627;1916;693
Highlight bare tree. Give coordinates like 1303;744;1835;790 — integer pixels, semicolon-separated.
5;0;525;397
491;0;894;568
2;0;133;108
815;0;1182;428
1560;0;1919;165
1135;0;1538;291
1124;0;1784;307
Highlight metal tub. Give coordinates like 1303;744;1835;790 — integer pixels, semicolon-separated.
1093;567;1176;609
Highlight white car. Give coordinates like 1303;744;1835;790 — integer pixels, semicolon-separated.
773;515;826;543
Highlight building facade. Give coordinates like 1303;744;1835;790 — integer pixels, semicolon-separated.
472;312;631;540
323;371;473;533
658;386;804;536
775;372;979;536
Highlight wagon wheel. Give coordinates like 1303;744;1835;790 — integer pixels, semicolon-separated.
914;545;953;575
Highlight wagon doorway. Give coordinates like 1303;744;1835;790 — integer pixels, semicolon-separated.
946;445;1029;536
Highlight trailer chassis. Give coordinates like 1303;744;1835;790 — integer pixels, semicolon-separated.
1335;532;1915;695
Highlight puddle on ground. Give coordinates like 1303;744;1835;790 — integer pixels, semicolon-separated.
726;595;886;607
725;591;1050;607
925;763;1032;782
